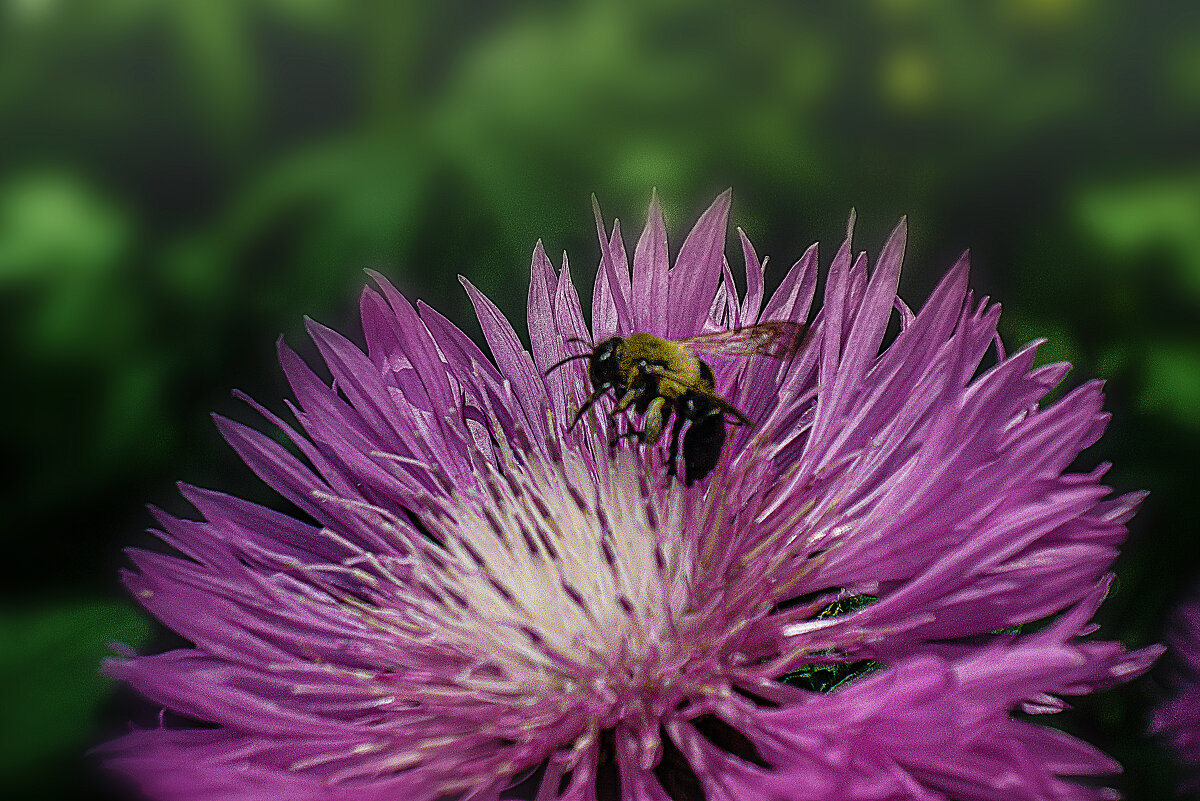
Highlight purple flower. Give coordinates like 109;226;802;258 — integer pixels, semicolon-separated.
104;192;1160;800
1153;587;1200;794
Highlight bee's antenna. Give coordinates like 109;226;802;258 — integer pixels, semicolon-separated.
567;384;612;430
544;352;592;376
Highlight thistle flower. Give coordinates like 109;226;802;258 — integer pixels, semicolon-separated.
104;193;1160;800
1153;587;1200;795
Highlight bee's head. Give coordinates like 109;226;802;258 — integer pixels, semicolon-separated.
589;337;624;387
544;336;623;390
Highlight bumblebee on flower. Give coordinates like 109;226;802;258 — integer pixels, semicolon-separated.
103;191;1159;801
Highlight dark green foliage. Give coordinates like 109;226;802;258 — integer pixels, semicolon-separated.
0;602;150;798
782;595;883;693
1;2;1196;798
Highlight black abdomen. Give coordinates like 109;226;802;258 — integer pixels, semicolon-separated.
682;402;726;486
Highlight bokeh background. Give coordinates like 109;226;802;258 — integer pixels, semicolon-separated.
1;0;1198;798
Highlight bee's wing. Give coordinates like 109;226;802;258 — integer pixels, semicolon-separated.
640;364;755;427
673;321;807;360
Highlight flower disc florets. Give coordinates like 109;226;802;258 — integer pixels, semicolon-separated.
105;192;1160;801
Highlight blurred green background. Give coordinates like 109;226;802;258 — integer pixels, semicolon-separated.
1;0;1198;798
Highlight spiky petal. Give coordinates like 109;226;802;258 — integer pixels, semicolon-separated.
1153;587;1200;794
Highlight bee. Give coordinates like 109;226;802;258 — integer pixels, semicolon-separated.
545;322;806;485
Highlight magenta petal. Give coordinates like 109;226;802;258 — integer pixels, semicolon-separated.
213;415;334;526
591;198;633;340
760;242;818;326
738;227;767;325
1155;587;1200;791
668;190;731;338
823;218;906;428
460;274;548;443
528;240;569;418
366;274;459;428
633;194;671;337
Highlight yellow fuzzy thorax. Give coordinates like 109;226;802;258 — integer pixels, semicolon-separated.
617;333;708;399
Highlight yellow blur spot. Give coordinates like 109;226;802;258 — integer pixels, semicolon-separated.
9;0;57;23
882;48;936;111
1007;0;1085;27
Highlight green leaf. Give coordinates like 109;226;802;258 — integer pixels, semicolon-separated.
1074;175;1200;299
1138;342;1200;431
0;600;152;784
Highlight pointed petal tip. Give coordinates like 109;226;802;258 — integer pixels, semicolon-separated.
736;226;756;251
592;195;611;243
645;191;665;224
690;191;733;231
880;217;909;261
839;208;857;246
303;316;339;342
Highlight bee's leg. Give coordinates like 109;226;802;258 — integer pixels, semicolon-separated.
613;384;644;413
666;409;685;477
569;383;613;431
608;426;644;449
642;396;667;446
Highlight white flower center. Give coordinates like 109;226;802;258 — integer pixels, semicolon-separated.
422;450;694;697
